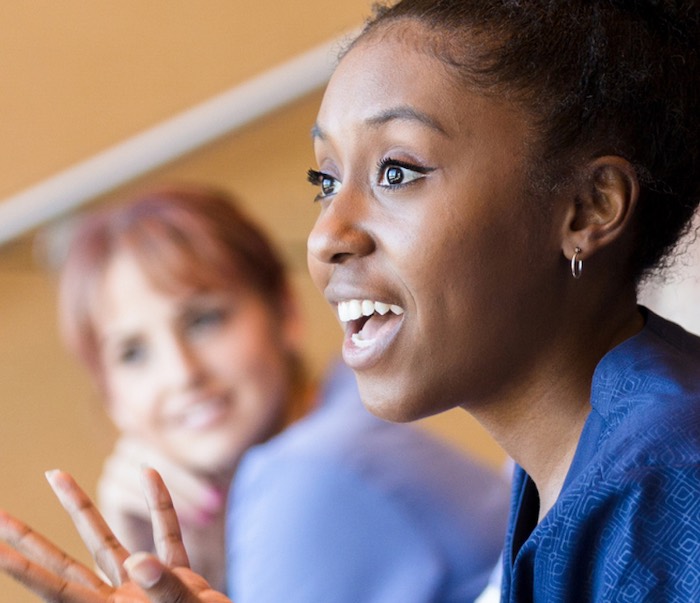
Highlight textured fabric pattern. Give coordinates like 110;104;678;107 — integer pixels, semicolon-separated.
502;309;700;602
226;361;511;603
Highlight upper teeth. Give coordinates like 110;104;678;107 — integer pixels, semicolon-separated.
337;299;404;323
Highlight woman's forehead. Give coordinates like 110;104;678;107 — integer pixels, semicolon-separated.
322;35;467;127
317;28;532;155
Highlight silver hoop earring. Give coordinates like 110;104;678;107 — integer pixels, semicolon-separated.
571;247;583;279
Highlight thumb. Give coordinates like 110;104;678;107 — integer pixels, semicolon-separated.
124;552;198;602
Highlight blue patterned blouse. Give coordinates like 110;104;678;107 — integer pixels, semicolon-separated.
502;308;700;602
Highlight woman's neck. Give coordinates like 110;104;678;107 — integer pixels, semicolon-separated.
471;301;645;522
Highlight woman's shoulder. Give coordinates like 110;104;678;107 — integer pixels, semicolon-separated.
591;309;700;425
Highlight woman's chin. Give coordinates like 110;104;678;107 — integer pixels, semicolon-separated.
359;388;432;424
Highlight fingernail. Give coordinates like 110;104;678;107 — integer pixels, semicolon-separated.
202;486;225;512
176;507;213;529
124;552;162;588
194;509;217;527
44;470;64;496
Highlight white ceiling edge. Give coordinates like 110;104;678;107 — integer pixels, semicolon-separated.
0;27;360;246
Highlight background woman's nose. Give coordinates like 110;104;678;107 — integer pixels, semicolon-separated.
164;335;206;390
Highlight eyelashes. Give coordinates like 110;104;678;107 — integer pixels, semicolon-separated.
307;158;434;200
375;157;432;175
307;169;341;200
306;168;325;186
376;157;434;188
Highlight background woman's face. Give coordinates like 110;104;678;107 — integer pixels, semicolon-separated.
94;251;297;475
308;24;567;422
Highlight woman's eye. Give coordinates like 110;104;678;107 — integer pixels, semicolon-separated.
117;341;146;366
384;166;405;185
307;169;342;200
377;159;431;188
187;308;227;334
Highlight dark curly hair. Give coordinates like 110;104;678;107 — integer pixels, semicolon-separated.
354;0;700;281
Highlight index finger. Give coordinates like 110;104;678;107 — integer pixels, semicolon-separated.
46;470;130;586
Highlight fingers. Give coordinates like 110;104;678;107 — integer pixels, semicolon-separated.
141;468;190;568
46;470;130;587
0;509;108;593
124;552;232;603
0;535;106;602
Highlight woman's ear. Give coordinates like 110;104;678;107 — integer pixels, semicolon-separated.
560;155;639;261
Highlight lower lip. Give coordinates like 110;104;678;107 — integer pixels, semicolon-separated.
341;315;404;370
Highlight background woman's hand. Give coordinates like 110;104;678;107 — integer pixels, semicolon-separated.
99;436;225;532
0;468;232;602
98;436;228;590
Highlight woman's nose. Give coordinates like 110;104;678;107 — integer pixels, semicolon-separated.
307;191;375;266
164;336;205;390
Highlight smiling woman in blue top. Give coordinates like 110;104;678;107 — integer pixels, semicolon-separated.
306;1;700;601
0;1;699;602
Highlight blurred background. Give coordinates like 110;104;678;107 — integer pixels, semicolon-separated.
0;2;697;600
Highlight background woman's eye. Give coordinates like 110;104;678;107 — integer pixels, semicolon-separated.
187;308;227;334
118;341;146;366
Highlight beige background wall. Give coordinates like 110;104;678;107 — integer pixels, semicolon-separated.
0;3;509;600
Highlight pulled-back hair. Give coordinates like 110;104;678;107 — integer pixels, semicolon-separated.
357;0;700;280
58;184;290;386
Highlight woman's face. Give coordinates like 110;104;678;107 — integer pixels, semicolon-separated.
93;251;297;475
307;25;568;422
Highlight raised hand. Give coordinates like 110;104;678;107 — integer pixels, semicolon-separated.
0;468;232;602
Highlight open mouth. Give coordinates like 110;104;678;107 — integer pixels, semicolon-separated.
337;299;404;349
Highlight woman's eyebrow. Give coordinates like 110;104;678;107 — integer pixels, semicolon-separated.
365;106;449;135
310;123;325;140
310;105;449;141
